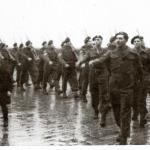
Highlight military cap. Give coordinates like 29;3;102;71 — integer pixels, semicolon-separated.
42;41;47;46
48;40;53;45
84;36;91;44
115;32;129;41
92;35;103;41
109;36;116;43
13;43;17;47
0;43;5;49
25;40;32;46
131;35;144;44
64;37;70;43
19;43;24;48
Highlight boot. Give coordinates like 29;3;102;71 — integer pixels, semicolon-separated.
43;89;48;95
62;92;67;98
93;110;99;119
100;113;106;127
73;92;80;99
34;84;42;90
56;89;63;95
120;137;127;145
82;95;87;102
21;85;26;91
3;118;8;128
116;133;121;142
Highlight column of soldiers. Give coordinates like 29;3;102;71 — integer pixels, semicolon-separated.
0;31;149;145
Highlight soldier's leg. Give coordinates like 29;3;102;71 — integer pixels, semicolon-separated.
36;60;44;88
78;69;82;94
81;68;89;102
68;68;79;98
120;90;132;145
99;78;110;127
90;83;100;119
132;84;140;121
139;88;147;127
16;66;22;87
20;66;28;91
1;103;8;127
62;68;69;97
110;91;121;127
28;63;39;88
52;66;62;94
42;64;51;94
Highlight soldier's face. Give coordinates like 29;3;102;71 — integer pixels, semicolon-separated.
65;42;70;46
95;38;102;46
133;38;142;48
116;35;127;47
86;40;92;47
48;43;54;48
43;43;48;48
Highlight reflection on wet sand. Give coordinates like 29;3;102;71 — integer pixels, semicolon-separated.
0;86;150;145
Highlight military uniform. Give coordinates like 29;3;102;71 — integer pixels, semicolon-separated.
20;44;39;89
78;45;90;101
79;45;110;126
0;45;14;76
42;47;61;94
10;44;19;82
92;46;142;144
0;60;13;127
36;47;47;89
59;44;79;98
132;48;150;126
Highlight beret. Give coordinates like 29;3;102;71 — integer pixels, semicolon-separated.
25;40;32;46
92;35;103;41
84;36;91;44
48;40;53;45
131;35;143;44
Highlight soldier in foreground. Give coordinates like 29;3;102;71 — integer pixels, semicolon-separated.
89;32;143;144
0;54;13;127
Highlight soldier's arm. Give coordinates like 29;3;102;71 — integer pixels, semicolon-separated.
58;53;67;66
77;48;90;66
91;51;110;66
19;49;30;60
135;54;143;81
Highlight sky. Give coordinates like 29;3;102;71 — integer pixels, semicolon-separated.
0;0;150;48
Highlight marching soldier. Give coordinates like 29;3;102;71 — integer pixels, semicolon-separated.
36;41;48;89
0;59;13;127
20;41;39;91
59;37;79;99
78;36;91;102
42;40;62;95
131;35;149;127
10;43;19;82
90;32;143;144
77;35;110;127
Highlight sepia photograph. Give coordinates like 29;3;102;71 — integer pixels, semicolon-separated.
0;0;150;147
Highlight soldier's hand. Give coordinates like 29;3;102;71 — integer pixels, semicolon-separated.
49;61;53;65
89;60;94;67
81;63;85;68
65;64;70;68
75;61;80;68
18;63;21;66
43;52;48;56
7;91;12;96
28;57;32;61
